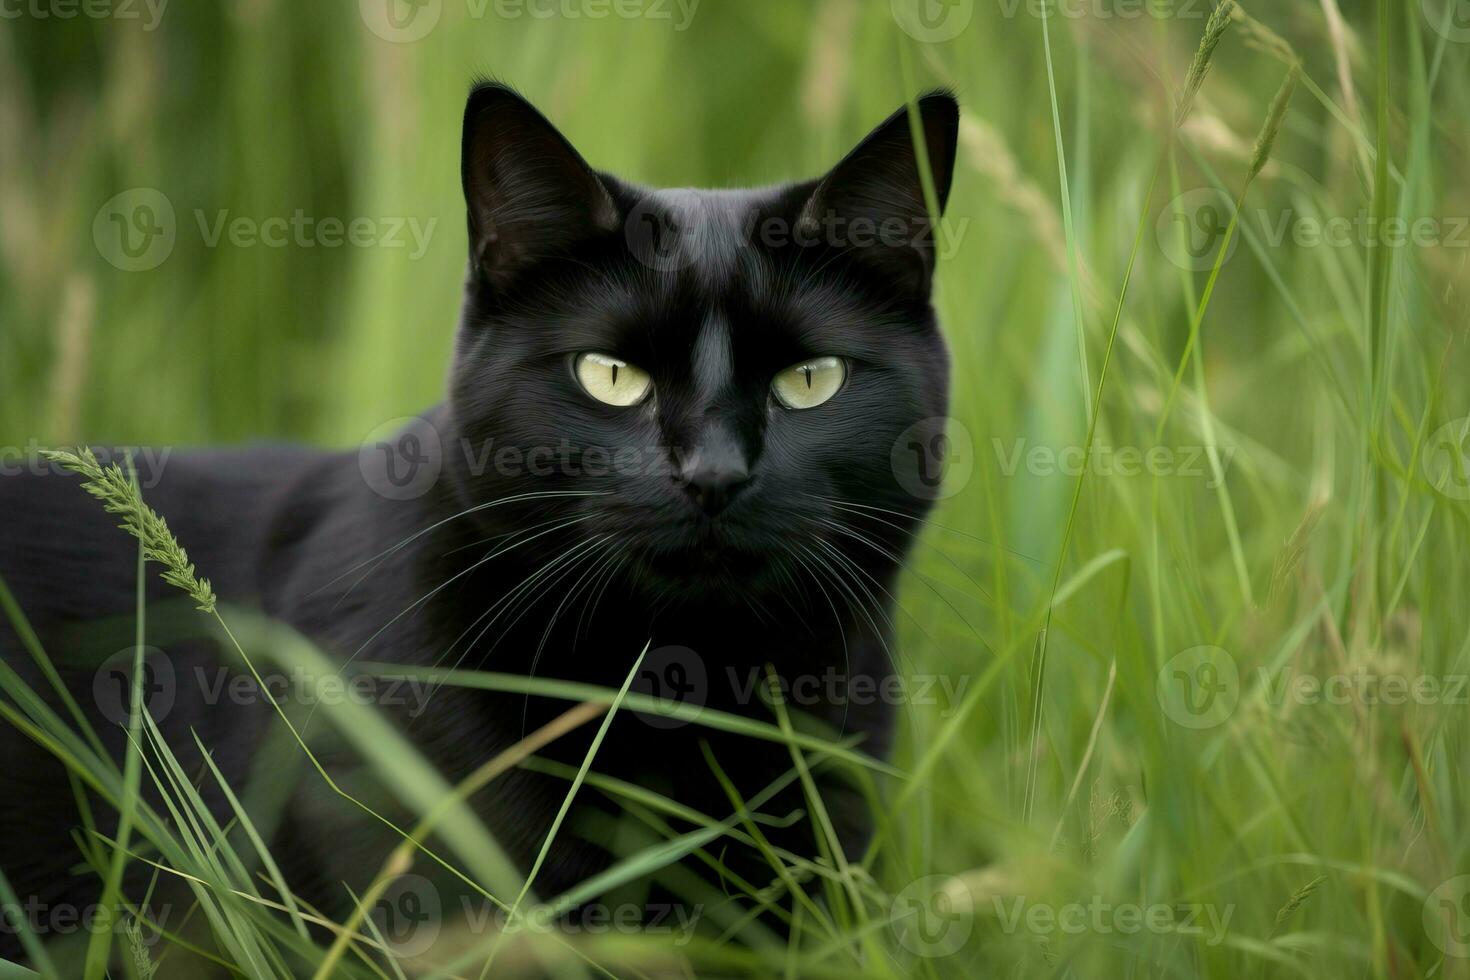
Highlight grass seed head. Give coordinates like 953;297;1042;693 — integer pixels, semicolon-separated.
1176;1;1238;128
1249;63;1300;181
41;447;217;613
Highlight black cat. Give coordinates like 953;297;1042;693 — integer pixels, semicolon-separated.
0;82;958;962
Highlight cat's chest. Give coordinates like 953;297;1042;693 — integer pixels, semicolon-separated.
272;521;894;776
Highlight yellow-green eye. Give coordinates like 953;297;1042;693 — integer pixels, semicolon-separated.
575;352;652;407
772;356;845;410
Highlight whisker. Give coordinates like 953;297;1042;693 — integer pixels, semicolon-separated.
573;545;626;650
438;512;595;559
807;537;904;647
412;533;612;716
789;541;872;732
815;507;997;606
529;536;619;675
519;537;624;735
779;543;849;665
315;490;607;605
815;516;997;650
792;540;889;670
339;513;599;672
459;534;614;674
446;534;610;672
817;495;1049;569
811;525;990;667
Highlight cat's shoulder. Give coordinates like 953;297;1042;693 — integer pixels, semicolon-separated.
0;443;343;608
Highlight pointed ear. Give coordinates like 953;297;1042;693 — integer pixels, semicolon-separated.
461;82;619;290
798;92;959;293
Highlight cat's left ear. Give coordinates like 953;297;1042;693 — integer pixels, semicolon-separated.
798;92;959;294
461;82;619;291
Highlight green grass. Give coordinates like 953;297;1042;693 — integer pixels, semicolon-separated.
4;0;1470;976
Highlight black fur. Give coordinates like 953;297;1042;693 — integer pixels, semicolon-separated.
0;83;958;961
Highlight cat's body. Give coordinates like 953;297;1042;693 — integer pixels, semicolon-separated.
0;440;883;905
0;83;958;957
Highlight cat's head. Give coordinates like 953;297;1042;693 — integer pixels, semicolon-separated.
446;82;958;600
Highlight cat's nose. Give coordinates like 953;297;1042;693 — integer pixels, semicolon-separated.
677;427;751;517
682;461;751;516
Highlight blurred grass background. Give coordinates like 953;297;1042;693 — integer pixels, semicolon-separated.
3;0;1470;976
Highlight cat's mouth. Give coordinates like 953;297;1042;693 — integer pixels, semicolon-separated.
635;550;775;600
618;515;785;592
648;537;766;573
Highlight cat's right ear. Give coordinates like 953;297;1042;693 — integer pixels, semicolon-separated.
461;82;619;291
797;92;959;296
